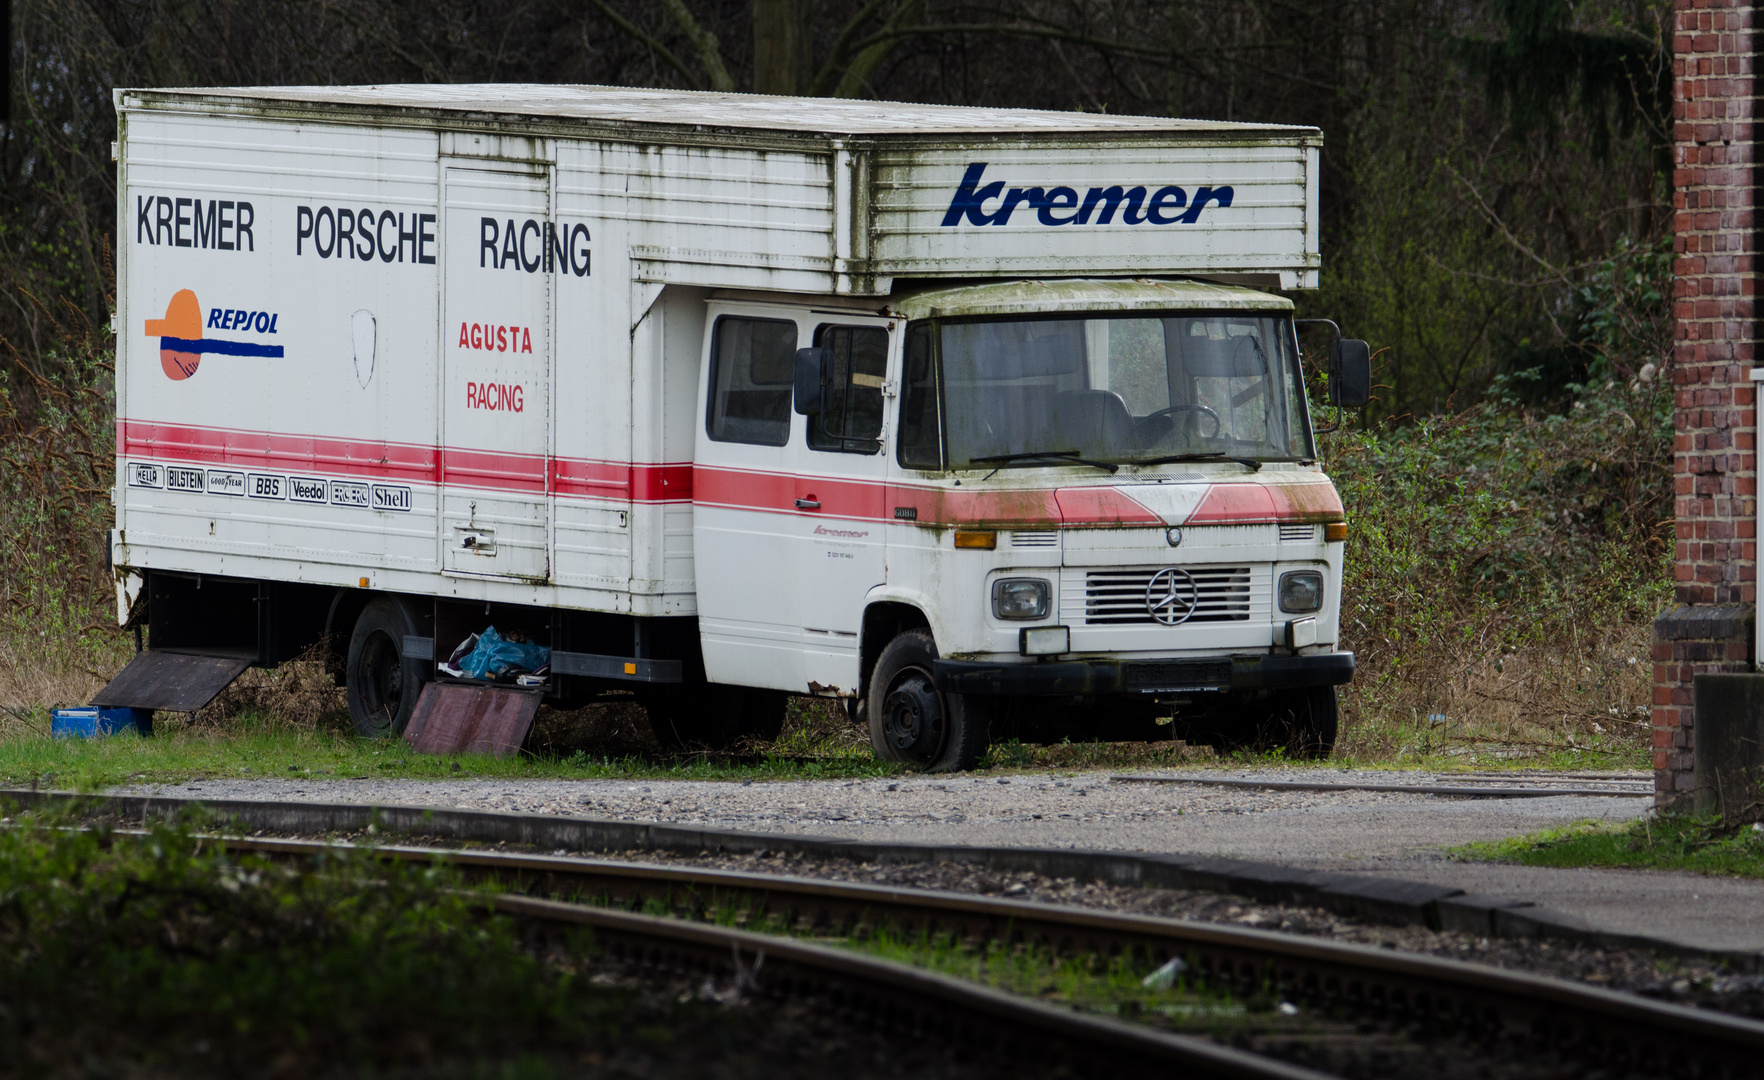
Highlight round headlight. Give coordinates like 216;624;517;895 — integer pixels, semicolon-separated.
1278;570;1324;613
992;578;1051;620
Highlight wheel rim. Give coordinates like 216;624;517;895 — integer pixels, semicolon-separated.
880;667;945;764
356;630;403;733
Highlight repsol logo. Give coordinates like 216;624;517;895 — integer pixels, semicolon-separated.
480;218;591;276
940;163;1233;227
297;206;437;264
135;196;255;250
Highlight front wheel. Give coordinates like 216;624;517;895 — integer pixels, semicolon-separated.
866;629;990;772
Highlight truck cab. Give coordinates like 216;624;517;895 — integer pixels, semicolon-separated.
692;278;1361;770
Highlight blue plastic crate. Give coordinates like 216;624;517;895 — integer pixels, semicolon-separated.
51;707;154;738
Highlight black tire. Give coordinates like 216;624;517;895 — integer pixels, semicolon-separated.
866;629;990;772
346;597;429;738
645;684;787;750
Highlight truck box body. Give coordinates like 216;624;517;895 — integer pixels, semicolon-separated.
111;85;1342;724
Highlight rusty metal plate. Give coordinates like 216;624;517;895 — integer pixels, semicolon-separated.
89;649;254;712
404;683;540;758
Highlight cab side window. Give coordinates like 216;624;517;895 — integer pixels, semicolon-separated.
707;316;797;446
897;322;942;469
807;324;887;454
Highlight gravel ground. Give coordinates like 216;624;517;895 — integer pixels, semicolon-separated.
112;767;1764;959
117;768;1648;864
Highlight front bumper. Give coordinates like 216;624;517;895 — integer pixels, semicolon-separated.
932;652;1354;697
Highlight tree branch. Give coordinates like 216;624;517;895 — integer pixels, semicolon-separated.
587;0;705;91
832;0;926;99
655;0;736;92
808;0;898;97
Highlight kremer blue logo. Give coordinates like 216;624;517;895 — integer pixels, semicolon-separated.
940;163;1233;227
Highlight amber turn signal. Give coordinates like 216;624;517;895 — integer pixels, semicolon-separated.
1324;522;1348;543
954;529;998;550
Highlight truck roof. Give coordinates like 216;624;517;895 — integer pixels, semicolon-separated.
889;279;1295;320
123;84;1318;141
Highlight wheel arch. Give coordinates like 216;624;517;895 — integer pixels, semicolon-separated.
859;599;933;701
326;590;429;684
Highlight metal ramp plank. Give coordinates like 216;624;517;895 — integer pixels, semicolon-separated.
403;683;540;758
89;649;254;713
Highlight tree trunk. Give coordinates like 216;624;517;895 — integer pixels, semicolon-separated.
752;0;811;96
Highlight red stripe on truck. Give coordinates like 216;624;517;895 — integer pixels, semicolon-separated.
116;422;1340;524
1188;482;1345;524
118;420;692;503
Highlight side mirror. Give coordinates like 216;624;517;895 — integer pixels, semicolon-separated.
794;347;830;415
1329;339;1372;407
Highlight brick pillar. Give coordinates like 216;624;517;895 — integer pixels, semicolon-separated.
1656;0;1759;807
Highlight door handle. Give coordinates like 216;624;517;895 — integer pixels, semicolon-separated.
795;498;821;510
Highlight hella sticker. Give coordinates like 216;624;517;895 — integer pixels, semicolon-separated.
127;462;164;489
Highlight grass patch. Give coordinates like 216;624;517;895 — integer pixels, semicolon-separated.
1457;816;1764;878
851;929;1260;1029
0;720;900;791
0;807;738;1077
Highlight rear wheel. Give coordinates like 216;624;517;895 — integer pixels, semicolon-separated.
866;629;990;772
645;684;788;750
346;597;429;738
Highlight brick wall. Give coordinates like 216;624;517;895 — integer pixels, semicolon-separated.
1656;0;1758;806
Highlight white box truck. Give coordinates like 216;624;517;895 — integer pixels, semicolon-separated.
103;84;1369;770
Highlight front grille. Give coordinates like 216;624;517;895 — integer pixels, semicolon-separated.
1123;660;1231;693
1082;566;1253;624
1011;530;1058;548
1279;523;1317;542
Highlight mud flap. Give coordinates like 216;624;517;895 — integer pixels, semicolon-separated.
89;649;254;713
403;683;541;758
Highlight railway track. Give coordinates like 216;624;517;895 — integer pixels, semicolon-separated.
197;833;1761;1078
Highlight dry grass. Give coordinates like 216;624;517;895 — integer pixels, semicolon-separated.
0;636;132;726
1339;623;1652;765
527;695;663;757
986;738;1215;770
199;649;353;735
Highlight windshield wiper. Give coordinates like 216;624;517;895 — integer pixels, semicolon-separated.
1135;452;1263;472
968;450;1120;475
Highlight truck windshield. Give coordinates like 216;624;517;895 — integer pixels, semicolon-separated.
898;312;1314;470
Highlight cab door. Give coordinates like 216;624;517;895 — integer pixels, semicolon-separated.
794;319;893;693
693;308;805;690
439;161;552;581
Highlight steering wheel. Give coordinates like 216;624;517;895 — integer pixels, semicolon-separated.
1141;403;1222;440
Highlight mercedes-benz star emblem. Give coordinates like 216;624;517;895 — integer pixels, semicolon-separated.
1145;567;1199;626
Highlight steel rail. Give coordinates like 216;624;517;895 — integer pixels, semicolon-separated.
485;892;1332;1080
217;834;1762;1075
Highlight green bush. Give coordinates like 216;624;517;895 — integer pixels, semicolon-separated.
0;810;632;1073
1322;238;1672;761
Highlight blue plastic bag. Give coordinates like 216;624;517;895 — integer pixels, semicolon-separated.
457;626;550;680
